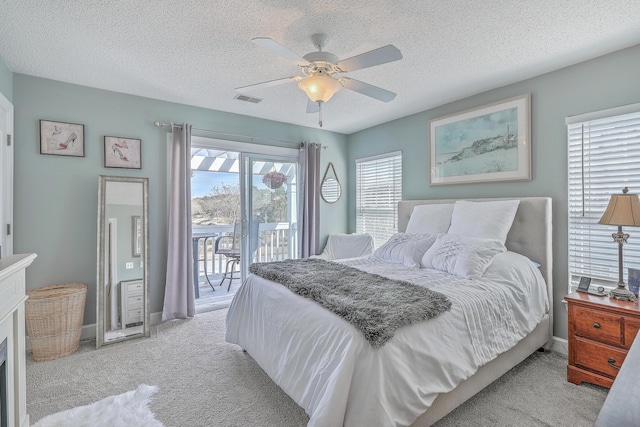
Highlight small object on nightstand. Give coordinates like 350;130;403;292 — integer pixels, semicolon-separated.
576;277;606;297
628;268;640;297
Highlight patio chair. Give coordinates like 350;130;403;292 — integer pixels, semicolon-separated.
214;220;260;291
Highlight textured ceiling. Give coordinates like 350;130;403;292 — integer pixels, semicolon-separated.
1;0;639;134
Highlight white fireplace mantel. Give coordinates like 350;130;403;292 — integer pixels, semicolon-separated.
0;253;36;427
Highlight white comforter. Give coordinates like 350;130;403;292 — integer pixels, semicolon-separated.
225;252;548;427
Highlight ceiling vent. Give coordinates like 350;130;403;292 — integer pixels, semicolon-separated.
234;94;262;104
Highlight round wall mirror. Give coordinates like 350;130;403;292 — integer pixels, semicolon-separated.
321;163;342;204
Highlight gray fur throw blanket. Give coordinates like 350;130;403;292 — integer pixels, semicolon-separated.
249;258;452;348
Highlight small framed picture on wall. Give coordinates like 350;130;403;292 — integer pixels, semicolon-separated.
104;136;142;169
40;120;85;157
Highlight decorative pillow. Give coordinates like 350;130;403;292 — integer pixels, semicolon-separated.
405;203;455;235
421;234;507;279
447;200;520;244
372;233;439;268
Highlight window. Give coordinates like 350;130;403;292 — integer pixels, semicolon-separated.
567;105;640;292
356;151;402;248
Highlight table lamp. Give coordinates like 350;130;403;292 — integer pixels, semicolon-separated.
598;187;640;301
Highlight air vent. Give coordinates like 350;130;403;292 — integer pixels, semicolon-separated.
234;94;262;104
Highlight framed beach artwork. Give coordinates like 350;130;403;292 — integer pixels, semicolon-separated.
104;136;142;169
429;94;531;185
40;120;85;157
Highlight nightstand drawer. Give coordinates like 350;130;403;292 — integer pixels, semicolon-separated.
124;281;143;295
573;305;621;346
127;308;143;320
575;336;627;378
624;318;640;347
127;295;143;309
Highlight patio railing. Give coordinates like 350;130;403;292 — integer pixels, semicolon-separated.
192;222;295;277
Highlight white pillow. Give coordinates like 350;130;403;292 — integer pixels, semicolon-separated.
447;200;520;244
405;203;455;235
372;233;438;268
421;234;506;279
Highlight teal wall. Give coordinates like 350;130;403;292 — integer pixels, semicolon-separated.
0;56;11;102
347;43;640;340
13;74;348;325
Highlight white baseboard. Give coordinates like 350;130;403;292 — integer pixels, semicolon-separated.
79;323;95;341
26;311;163;352
551;336;568;356
150;311;162;325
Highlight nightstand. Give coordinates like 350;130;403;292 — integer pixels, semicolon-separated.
566;292;640;388
121;279;144;328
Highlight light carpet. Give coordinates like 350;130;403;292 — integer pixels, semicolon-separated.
26;308;607;427
32;384;162;427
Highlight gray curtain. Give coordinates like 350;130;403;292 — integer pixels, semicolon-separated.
162;123;195;321
299;142;322;257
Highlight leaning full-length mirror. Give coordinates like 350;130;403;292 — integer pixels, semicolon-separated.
96;175;150;348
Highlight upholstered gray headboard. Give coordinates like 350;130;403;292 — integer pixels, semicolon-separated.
398;197;553;340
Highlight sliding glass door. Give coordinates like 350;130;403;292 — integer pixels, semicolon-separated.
190;135;299;301
240;154;299;278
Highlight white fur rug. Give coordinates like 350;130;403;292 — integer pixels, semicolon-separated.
33;384;164;427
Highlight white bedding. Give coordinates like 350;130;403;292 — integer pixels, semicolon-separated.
225;251;548;427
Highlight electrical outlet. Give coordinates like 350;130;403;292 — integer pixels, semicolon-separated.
125;262;134;269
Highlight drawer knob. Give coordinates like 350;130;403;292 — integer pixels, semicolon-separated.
608;357;621;370
593;322;601;329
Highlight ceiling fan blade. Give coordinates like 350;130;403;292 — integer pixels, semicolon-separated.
337;45;402;72
306;99;320;114
340;77;396;102
235;76;299;93
252;37;310;65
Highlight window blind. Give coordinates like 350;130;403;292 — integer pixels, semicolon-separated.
355;151;402;248
568;110;640;292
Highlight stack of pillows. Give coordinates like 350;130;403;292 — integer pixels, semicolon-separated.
371;200;520;279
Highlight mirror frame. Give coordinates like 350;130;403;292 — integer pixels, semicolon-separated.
96;175;150;348
320;162;342;204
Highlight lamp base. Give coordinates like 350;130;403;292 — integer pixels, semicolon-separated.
609;285;637;302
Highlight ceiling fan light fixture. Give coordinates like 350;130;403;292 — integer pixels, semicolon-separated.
297;74;342;103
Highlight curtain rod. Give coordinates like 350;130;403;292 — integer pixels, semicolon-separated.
153;121;326;149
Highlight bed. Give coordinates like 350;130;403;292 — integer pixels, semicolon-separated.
226;197;553;426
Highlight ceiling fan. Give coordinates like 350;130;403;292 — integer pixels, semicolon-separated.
235;34;402;127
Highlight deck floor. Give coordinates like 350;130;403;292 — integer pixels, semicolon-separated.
194;272;241;314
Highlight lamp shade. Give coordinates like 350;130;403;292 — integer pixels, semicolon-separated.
297;74;342;103
598;188;640;226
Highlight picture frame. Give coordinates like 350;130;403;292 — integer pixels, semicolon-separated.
628;268;640;297
40;120;85;157
577;276;592;292
104;136;141;169
429;94;531;185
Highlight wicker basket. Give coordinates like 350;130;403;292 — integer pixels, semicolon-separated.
25;283;87;362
